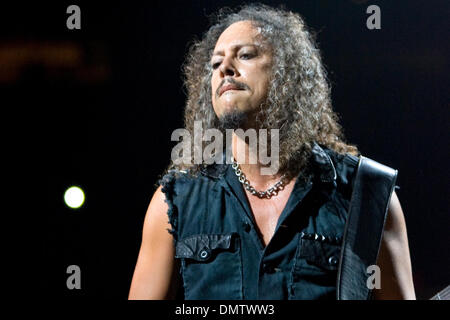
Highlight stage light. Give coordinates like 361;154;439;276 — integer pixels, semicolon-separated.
64;186;85;209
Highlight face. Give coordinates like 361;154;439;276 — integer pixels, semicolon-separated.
211;20;273;124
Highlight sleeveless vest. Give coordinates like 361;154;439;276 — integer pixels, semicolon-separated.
159;143;397;300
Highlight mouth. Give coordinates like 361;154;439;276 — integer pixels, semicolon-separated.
219;84;244;96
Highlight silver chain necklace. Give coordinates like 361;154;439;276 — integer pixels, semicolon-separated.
231;158;287;199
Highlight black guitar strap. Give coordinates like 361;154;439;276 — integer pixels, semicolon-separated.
336;155;398;300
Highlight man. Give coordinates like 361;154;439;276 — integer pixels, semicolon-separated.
129;4;416;300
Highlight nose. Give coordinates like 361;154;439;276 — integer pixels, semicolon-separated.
219;57;238;78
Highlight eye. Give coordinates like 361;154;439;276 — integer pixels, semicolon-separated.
240;53;254;60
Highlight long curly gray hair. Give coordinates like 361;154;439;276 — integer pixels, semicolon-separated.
167;3;359;180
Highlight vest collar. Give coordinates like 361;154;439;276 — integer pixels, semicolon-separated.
311;142;337;184
199;141;337;185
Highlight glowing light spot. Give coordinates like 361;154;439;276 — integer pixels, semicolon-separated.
64;186;85;209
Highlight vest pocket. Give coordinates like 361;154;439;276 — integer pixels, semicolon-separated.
175;233;243;299
289;234;342;300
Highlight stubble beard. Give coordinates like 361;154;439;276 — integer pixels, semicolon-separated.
217;108;249;131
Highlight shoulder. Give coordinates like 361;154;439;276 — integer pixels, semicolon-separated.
158;165;226;206
159;163;227;188
156;165;226;239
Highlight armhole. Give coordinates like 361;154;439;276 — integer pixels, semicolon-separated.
159;172;179;242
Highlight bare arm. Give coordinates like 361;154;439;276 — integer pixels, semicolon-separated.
128;185;179;299
373;190;416;299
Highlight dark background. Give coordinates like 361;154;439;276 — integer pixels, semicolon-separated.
2;1;448;299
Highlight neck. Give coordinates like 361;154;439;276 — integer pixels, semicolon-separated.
231;131;284;190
